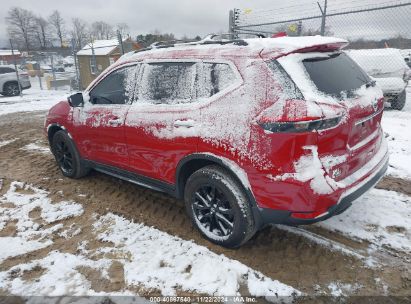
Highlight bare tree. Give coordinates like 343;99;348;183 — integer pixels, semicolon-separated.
6;7;36;51
116;23;129;37
34;16;48;49
91;21;114;40
71;18;89;49
49;10;65;47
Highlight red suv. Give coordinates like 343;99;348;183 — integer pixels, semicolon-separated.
45;35;389;248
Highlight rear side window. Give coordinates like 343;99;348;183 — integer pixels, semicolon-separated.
197;63;237;98
0;67;15;74
90;65;139;105
302;52;371;99
267;60;304;99
139;62;196;104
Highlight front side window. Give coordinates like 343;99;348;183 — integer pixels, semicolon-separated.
138;62;196;104
89;65;139;105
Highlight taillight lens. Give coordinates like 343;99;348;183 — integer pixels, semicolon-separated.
257;99;342;133
259;115;342;133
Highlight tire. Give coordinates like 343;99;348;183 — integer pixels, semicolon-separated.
184;165;255;248
391;89;406;110
3;82;20;96
51;130;89;179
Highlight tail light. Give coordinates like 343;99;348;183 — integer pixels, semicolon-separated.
257;99;343;133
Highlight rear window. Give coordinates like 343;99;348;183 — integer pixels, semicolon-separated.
302;52;371;99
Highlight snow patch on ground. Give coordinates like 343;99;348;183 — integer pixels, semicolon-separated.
317;188;411;253
93;213;300;297
0;139;17;148
0;78;69;117
21;142;51;154
382;85;411;179
0;182;299;298
0;181;84;262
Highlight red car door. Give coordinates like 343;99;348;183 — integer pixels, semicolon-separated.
125;61;199;184
71;65;139;169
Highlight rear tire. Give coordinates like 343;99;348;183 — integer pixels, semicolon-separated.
3;82;20;96
184;165;255;248
51;130;89;179
391;89;406;110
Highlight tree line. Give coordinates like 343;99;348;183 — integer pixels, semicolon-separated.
5;7;130;51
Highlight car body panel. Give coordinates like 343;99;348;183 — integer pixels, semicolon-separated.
45;36;388;225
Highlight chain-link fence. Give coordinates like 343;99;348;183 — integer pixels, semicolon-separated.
232;1;411;44
230;1;411;107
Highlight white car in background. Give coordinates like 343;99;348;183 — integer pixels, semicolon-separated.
346;48;411;110
0;66;31;96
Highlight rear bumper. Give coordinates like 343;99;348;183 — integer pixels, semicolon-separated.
254;138;389;226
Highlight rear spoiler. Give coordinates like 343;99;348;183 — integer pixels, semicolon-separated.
261;41;349;59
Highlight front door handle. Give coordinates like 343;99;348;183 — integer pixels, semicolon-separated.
174;119;195;128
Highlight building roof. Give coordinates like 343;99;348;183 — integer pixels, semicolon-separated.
0;49;21;56
77;39;120;56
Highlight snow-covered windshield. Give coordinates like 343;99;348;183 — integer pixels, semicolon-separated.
302;52;371;99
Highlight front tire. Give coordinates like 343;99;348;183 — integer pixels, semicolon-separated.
51;130;89;178
391;89;406;110
184;165;255;248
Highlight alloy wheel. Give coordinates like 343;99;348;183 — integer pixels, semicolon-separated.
192;185;235;237
54;141;74;174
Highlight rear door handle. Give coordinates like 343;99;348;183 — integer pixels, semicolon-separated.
174;119;195;128
108;118;123;126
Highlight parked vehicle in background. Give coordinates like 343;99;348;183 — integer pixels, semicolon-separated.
0;65;31;96
346;48;411;110
45;35;388;248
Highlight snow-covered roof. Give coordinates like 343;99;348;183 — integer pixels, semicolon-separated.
117;36;348;64
0;49;21;56
77;39;120;56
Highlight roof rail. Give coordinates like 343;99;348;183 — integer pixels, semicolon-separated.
133;33;258;54
204;33;266;40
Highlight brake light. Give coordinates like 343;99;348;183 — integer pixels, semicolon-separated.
257;99;342;133
259;116;341;133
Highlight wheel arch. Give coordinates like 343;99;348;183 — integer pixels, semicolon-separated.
175;153;263;230
47;124;64;145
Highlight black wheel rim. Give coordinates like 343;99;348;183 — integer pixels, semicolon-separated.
7;84;19;96
54;141;74;174
192;185;235;237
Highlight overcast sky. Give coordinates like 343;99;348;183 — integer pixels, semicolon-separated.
0;0;408;46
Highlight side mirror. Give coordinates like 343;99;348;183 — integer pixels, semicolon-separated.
68;92;84;107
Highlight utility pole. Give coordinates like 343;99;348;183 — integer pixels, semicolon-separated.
50;53;57;90
9;39;22;97
91;38;97;75
117;30;124;55
229;10;234;38
318;0;328;36
71;38;81;90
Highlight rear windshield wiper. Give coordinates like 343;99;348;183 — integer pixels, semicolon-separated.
365;79;376;88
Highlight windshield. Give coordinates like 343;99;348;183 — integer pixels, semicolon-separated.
302;52;372;99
